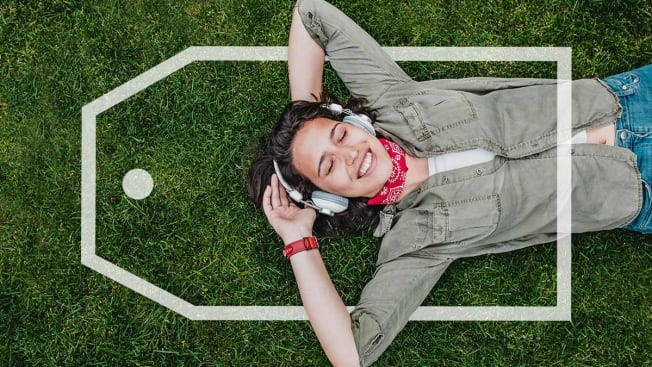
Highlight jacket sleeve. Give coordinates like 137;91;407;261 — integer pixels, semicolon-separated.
350;252;453;366
295;0;412;104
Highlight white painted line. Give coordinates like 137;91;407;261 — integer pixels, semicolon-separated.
82;46;572;321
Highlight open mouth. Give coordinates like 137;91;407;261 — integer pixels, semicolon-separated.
358;150;372;178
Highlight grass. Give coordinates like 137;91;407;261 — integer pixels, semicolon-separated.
1;0;651;365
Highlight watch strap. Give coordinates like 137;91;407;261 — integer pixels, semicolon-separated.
283;236;319;258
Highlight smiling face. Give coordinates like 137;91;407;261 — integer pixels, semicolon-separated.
291;117;392;198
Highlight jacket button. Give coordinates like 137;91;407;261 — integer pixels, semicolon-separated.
442;176;449;183
476;168;483;176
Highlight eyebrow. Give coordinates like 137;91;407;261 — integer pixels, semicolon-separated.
318;123;341;177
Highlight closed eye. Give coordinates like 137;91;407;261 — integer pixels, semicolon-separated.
338;130;347;143
327;159;334;175
319;123;342;177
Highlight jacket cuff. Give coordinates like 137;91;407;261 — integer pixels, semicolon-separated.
350;309;385;367
294;0;331;50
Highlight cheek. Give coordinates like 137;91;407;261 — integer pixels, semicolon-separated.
321;173;350;194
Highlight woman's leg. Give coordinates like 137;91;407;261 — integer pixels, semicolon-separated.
603;64;652;232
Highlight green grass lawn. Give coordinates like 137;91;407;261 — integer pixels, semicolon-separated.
1;0;651;365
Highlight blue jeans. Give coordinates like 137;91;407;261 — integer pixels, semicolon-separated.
603;64;652;233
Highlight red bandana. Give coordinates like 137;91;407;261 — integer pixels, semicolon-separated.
368;138;408;205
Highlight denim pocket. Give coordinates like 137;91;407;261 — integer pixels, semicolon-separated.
622;138;652;232
604;72;640;97
637;179;652;227
625;179;652;233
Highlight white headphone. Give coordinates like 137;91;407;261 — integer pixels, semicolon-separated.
273;103;375;216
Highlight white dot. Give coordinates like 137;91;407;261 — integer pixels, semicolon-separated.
122;168;154;200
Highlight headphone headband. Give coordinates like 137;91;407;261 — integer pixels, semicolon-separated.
273;160;304;203
323;103;375;136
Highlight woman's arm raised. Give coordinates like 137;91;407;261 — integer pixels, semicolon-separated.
291;0;412;106
263;175;360;367
288;7;325;101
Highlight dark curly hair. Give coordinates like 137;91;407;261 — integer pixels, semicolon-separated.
247;94;382;237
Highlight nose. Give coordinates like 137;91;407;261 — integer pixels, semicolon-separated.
345;148;358;165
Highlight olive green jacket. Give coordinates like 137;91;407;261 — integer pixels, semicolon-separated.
296;0;642;365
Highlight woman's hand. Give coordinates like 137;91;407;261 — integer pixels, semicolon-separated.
265;178;359;367
271;7;361;359
262;174;317;244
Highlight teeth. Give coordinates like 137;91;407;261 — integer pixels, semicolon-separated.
358;152;372;178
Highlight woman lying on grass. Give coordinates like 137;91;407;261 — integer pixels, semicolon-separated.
247;0;651;365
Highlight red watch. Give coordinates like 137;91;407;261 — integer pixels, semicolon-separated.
283;236;319;259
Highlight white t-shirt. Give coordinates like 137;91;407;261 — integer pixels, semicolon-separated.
427;131;587;176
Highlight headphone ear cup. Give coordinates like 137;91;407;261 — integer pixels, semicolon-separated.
311;190;349;214
342;115;375;136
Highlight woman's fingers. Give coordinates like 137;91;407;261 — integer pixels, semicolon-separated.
270;174;281;209
278;180;290;208
269;174;293;208
262;176;282;211
262;184;272;214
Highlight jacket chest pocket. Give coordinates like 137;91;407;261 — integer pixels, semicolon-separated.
394;90;477;152
433;194;501;244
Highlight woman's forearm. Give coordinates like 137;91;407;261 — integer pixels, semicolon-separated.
288;7;325;101
290;249;360;367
